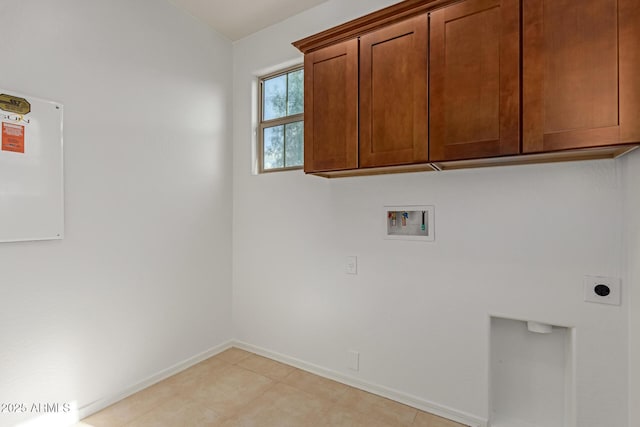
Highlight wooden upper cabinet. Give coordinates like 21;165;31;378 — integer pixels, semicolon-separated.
429;0;520;162
523;0;640;153
304;39;359;173
359;14;429;168
294;0;640;176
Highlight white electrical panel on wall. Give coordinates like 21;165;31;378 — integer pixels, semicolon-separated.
384;205;434;241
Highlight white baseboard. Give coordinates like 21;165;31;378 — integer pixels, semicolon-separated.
76;340;233;421
233;340;487;427
74;339;488;427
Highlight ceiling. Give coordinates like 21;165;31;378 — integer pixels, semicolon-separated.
169;0;329;41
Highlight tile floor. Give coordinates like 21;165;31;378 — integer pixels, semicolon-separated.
76;348;467;427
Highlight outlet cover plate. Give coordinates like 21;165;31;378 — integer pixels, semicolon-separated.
348;350;359;371
584;276;621;306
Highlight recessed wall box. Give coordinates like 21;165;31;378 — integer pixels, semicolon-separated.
490;316;574;427
384;205;434;241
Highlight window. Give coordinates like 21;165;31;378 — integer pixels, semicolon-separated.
259;66;304;172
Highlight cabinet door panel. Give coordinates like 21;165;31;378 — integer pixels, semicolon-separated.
620;0;640;143
430;0;520;162
523;0;640;152
360;14;428;168
304;39;358;172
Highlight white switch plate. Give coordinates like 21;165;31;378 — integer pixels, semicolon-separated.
348;350;359;371
345;256;357;275
584;276;621;306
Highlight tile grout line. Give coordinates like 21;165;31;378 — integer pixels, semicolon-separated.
232;343;480;426
227;353;352;425
82;347;468;427
234;351;415;426
211;352;281;424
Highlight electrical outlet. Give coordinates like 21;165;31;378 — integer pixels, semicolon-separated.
584;276;621;306
345;256;357;275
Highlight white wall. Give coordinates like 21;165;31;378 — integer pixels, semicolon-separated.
624;149;640;427
232;1;629;425
0;1;233;426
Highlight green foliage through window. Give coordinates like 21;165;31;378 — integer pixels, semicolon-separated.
260;67;304;171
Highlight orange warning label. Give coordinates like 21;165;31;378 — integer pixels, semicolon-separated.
2;122;25;153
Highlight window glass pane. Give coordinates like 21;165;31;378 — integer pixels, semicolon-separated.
259;67;303;172
263;75;287;121
263;125;285;169
285;121;303;167
287;69;304;116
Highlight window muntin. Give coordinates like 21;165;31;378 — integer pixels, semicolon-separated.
259;66;304;172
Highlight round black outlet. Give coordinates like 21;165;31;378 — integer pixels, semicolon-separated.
594;284;611;297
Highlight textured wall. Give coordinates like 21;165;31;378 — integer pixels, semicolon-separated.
0;1;233;425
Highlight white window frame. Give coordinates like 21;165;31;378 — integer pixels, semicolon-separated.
258;64;304;173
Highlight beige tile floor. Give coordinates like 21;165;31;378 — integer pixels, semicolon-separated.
76;348;467;427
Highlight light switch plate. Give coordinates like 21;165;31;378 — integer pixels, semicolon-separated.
584;276;621;305
345;256;357;275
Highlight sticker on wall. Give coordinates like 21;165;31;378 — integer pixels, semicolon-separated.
2;122;25;153
0;93;31;115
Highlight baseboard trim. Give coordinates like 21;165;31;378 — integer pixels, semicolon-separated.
233;340;487;427
75;339;488;427
77;340;234;421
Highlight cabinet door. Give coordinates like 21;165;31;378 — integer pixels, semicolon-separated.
429;0;520;162
359;14;428;168
523;0;640;153
304;39;359;173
